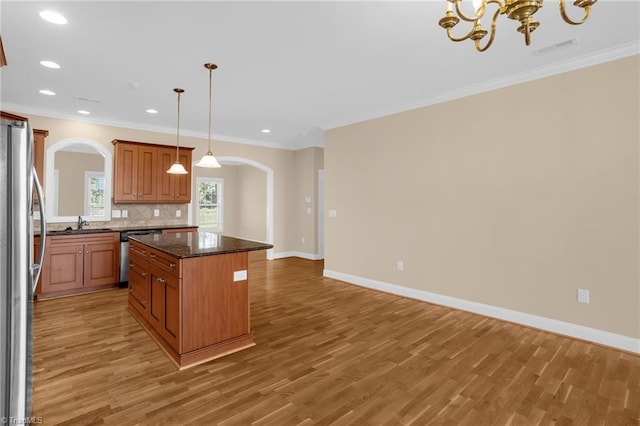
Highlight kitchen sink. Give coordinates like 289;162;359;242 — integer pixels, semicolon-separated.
48;228;114;235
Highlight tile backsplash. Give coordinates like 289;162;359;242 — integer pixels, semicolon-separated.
43;203;190;231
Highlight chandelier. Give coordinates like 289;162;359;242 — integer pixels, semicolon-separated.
439;0;597;52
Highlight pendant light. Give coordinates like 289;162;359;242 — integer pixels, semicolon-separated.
167;88;188;174
196;63;221;168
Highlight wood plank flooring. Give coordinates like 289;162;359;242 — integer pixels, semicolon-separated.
32;256;640;425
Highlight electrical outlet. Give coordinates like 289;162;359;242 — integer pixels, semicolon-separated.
176;210;181;218
112;209;121;218
121;210;128;218
329;209;337;218
577;288;590;304
396;260;404;271
153;209;160;217
301;237;305;244
305;196;312;203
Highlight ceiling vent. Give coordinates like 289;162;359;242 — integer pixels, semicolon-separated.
532;38;578;56
76;96;100;103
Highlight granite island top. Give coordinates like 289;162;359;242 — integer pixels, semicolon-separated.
129;231;273;259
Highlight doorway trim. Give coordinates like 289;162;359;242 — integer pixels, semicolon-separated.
190;156;275;260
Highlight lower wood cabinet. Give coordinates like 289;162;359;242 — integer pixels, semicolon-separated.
148;263;181;352
161;227;197;234
38;232;120;299
127;239;253;369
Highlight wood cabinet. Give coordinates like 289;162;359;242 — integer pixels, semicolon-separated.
128;241;150;320
156;146;192;202
127;240;254;369
113;140;158;203
38;232;120;299
112;140;193;204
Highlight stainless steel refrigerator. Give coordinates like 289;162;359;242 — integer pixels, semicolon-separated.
0;118;46;422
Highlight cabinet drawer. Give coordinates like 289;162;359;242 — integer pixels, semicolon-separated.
148;249;181;278
129;240;149;258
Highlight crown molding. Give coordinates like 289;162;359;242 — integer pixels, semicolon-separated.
320;41;640;131
0;102;302;151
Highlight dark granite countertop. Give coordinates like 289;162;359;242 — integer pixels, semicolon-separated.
129;231;273;259
36;224;197;237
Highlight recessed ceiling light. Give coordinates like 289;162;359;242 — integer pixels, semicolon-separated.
39;89;56;96
77;110;90;115
146;109;158;114
40;60;61;69
261;129;271;133
39;10;67;25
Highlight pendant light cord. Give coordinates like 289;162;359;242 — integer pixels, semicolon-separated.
176;90;181;161
207;67;212;153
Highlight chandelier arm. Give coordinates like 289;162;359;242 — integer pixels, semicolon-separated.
474;7;501;52
453;0;487;22
558;0;592;25
446;26;477;43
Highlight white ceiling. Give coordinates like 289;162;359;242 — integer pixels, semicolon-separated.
1;1;638;150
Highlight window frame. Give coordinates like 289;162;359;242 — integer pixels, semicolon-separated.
196;177;223;231
83;170;106;217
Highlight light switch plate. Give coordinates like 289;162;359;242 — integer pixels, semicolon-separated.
121;210;128;218
153;209;160;217
305;196;312;203
329;209;337;218
233;270;248;281
176;210;181;218
112;209;121;218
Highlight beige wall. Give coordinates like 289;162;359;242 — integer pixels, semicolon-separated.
54;151;104;216
26;114;309;254
235;165;267;242
293;147;325;255
325;55;640;339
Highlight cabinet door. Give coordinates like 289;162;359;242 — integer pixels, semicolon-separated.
128;254;150;319
136;145;157;201
172;150;192;202
156;146;176;202
33;129;48;190
42;244;84;293
84;241;119;287
157;146;192;202
162;273;181;352
149;265;181;352
114;142;139;202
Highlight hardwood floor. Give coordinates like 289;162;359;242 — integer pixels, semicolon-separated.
32;256;640;425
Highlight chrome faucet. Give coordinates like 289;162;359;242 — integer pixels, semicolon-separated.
77;216;89;230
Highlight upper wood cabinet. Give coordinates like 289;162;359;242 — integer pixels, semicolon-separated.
156;146;192;202
113;140;193;204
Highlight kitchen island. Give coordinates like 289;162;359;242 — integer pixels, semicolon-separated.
127;231;272;369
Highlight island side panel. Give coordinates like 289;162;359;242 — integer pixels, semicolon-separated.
181;251;250;353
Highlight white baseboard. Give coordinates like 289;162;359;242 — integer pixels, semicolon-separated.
323;269;640;354
272;251;323;261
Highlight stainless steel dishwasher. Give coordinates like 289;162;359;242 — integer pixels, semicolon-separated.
119;229;162;285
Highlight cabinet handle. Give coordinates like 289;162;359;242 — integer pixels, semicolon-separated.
129;263;134;267
129;288;133;293
150;254;156;258
169;263;176;268
141;272;147;277
78;250;82;254
157;277;165;284
86;251;89;254
141;301;146;306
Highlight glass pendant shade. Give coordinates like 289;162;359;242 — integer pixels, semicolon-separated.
196;152;221;168
167;161;188;174
196;62;221;168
